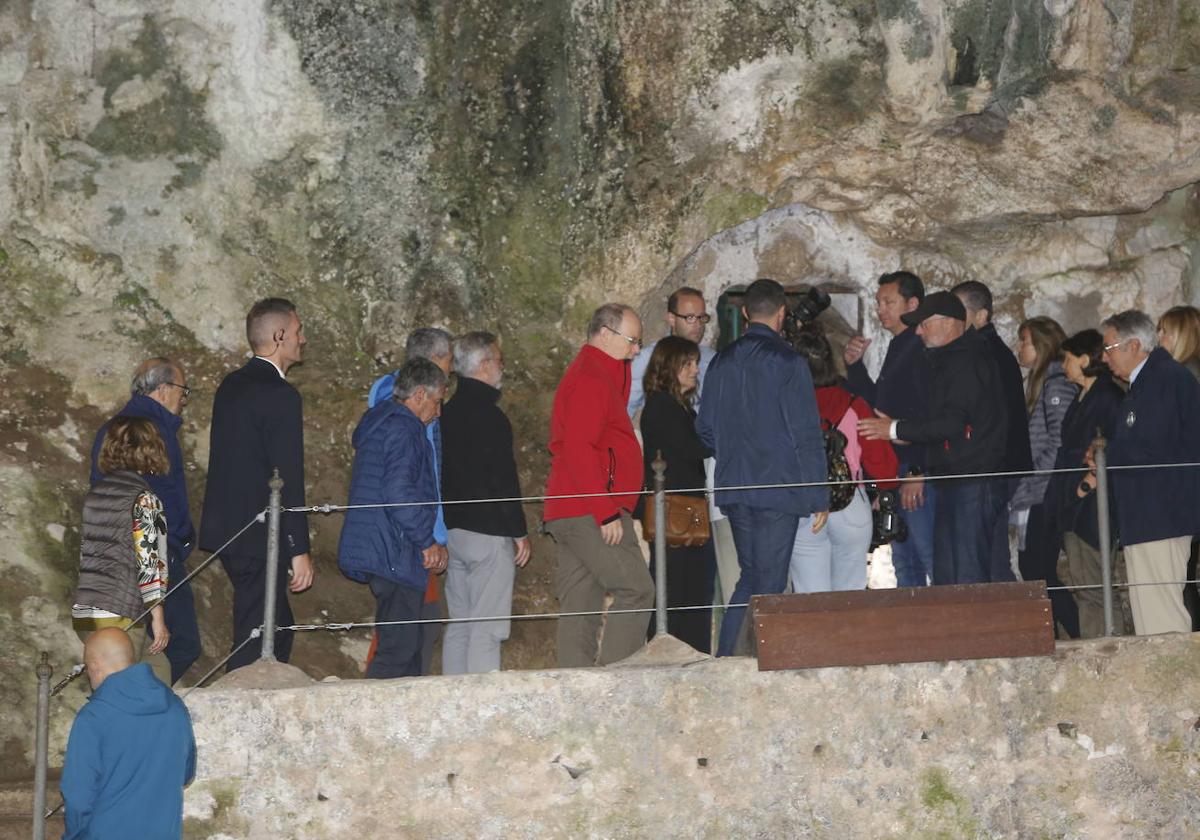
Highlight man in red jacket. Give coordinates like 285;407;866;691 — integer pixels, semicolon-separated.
545;303;655;667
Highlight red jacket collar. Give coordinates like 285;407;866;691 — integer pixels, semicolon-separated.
578;343;632;392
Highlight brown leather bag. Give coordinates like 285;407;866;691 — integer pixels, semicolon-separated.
642;493;710;547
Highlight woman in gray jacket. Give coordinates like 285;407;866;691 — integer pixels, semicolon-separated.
1012;316;1079;637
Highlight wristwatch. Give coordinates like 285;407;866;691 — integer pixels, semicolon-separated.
906;466;925;478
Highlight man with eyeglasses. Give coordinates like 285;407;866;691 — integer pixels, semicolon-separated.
89;357;202;684
544;303;655;667
627;287;715;419
1099;309;1200;635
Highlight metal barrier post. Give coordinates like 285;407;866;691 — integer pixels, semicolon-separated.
653;451;668;638
1093;434;1115;637
32;652;52;840
261;469;283;660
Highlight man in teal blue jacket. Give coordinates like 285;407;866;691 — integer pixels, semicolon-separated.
62;628;195;840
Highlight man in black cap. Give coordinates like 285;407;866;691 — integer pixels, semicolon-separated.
859;291;1009;585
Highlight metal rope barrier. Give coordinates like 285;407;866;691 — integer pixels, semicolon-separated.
49;508;268;697
285;461;1200;514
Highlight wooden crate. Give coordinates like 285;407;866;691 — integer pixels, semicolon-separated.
752;582;1054;671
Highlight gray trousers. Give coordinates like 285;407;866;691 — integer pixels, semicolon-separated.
548;513;654;667
442;529;516;674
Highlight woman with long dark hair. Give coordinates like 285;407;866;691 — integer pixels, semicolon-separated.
789;326;899;592
1042;329;1127;637
640;336;716;652
1012;316;1079;637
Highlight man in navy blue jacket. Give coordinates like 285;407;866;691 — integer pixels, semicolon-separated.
62;628;195;840
1101;309;1200;635
844;271;935;587
697;278;829;656
338;357;449;678
90;357;200;684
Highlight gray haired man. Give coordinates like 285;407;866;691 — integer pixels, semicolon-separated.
440;332;530;673
89;357;201;684
1100;309;1200;635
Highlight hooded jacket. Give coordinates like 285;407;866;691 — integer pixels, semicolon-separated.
338;400;438;591
61;662;195;840
544;344;643;524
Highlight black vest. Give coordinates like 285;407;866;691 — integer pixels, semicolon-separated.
75;470;158;620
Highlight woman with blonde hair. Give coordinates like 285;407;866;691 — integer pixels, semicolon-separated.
1011;315;1079;637
1157;305;1200;380
73;415;172;683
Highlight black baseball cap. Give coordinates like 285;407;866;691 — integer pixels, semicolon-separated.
900;290;966;327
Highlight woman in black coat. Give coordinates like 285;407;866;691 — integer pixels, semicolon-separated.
640;336;716;653
1042;329;1126;637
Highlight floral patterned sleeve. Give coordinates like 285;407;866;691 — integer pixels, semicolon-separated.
133;491;168;606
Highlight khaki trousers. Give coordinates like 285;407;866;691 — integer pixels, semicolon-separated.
1061;532;1134;638
549;514;654;667
1125;536;1193;635
76;623;173;686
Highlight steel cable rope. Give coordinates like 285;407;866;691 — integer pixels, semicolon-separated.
50;509;268;697
285;461;1200;514
274;576;1200;633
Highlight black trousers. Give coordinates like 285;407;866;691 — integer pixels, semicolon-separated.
647;541;716;654
220;552;295;672
367;576;424;679
1017;504;1080;638
161;547;201;683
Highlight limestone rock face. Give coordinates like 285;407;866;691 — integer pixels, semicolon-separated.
0;0;1197;775
181;634;1200;838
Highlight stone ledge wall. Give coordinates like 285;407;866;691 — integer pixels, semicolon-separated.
183;633;1200;839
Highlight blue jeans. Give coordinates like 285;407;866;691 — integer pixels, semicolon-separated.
891;464;937;588
933;477;1008;584
790;487;872;593
717;506;800;656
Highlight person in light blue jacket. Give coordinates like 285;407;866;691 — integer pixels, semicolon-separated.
62;628;195;840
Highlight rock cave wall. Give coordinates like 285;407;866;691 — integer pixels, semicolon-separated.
0;0;1197;774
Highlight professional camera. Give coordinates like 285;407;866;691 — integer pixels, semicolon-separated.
868;488;908;551
793;286;832;324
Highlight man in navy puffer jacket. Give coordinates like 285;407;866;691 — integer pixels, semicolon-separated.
338;358;448;678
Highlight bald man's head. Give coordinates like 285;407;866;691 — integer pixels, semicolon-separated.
84;628;135;690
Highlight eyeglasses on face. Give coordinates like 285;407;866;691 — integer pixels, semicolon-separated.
163;382;191;398
1102;338;1130;353
604;325;643;348
669;310;712;325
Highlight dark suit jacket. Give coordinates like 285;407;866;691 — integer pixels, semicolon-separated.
199;357;309;558
978;323;1033;475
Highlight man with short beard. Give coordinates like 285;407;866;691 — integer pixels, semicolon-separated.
440;331;530;674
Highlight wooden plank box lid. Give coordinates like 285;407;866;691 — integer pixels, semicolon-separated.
752;581;1055;672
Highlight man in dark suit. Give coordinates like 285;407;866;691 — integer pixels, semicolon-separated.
200;298;314;671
